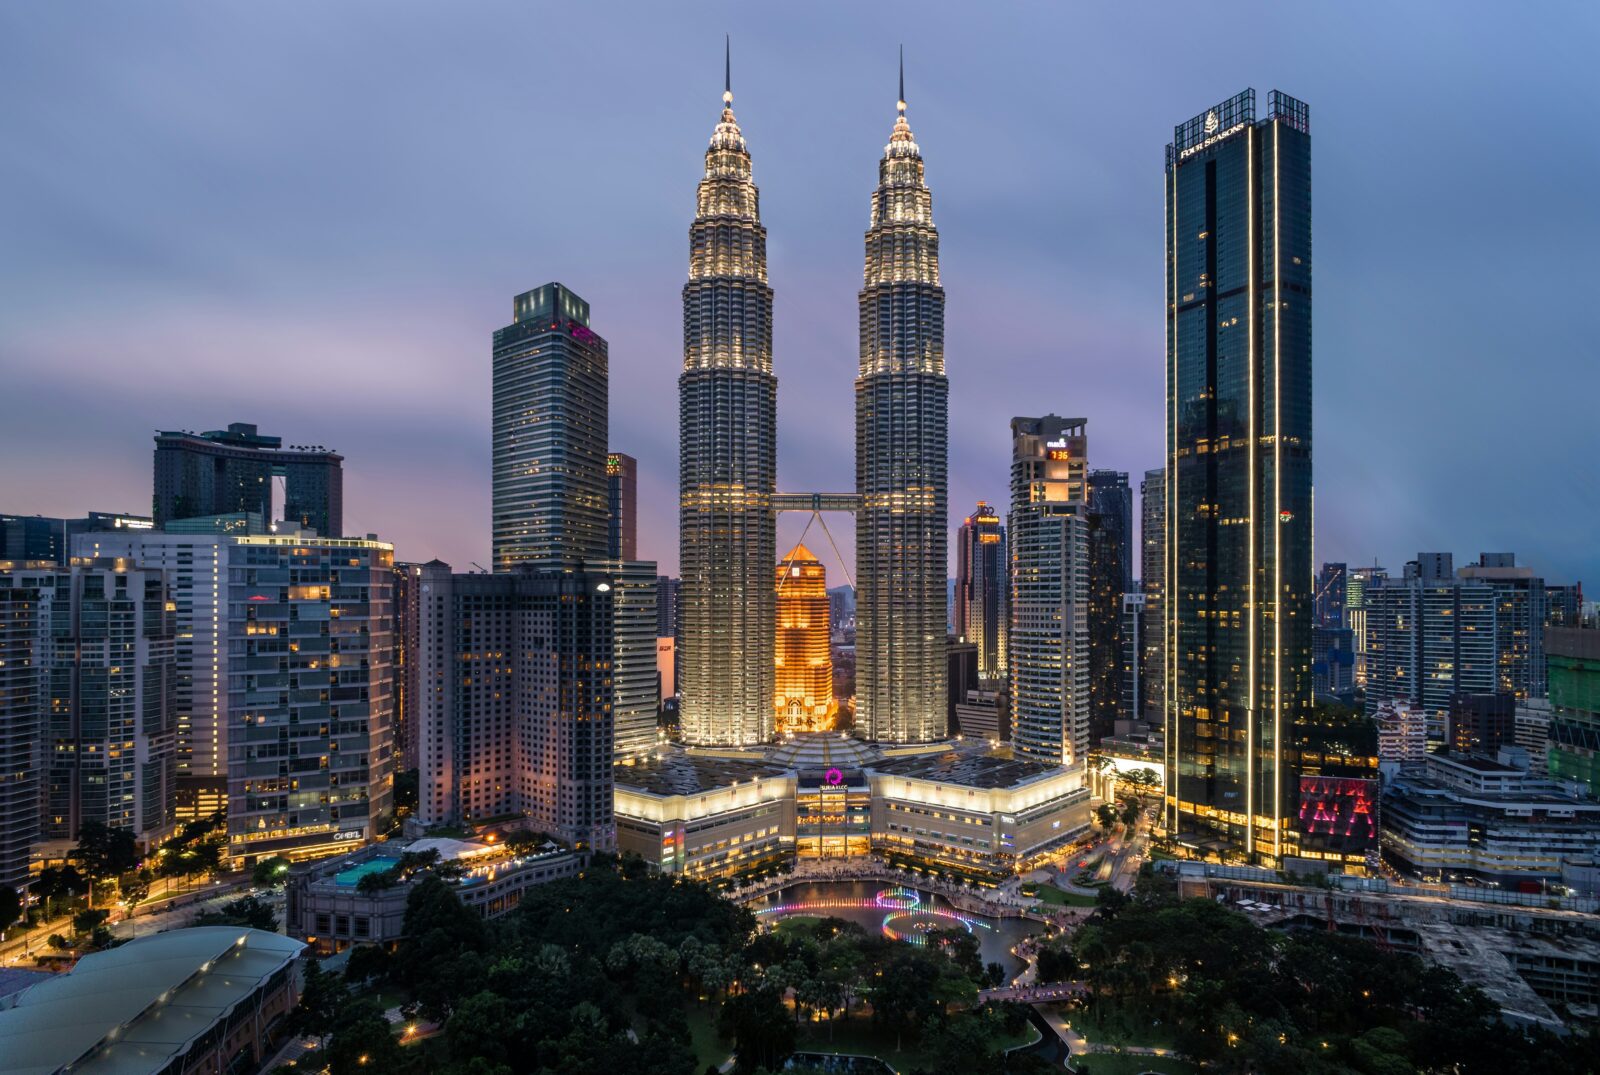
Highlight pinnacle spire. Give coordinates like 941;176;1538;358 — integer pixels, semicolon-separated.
723;34;732;107
897;44;905;113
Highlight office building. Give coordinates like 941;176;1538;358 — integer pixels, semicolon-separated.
0;512;152;565
655;575;681;637
774;544;836;733
1164;89;1313;862
1547;584;1585;628
1515;698;1554;776
1008;415;1089;767
829;585;855;630
1315;562;1347;628
1450;692;1515;756
609;560;660;762
1345;564;1386;687
491;282;609;571
678;60;777;747
1121;592;1145;729
855;67;948;744
1364;554;1500;722
607;452;638;560
226;534;394;863
954;501;1007;680
153;424;341;536
416;560;615;851
74;530;232;821
1087;470;1132;742
954;687;1008;743
0;578;42;892
1139;468;1165;725
1548;627;1600;796
1311;624;1355;699
947;638;979;736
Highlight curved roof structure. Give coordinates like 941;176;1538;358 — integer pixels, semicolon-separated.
0;926;303;1075
765;732;881;771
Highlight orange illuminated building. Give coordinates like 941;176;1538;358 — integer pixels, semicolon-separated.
775;544;838;732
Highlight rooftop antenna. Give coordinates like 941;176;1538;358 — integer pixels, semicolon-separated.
897;44;905;112
723;33;732;106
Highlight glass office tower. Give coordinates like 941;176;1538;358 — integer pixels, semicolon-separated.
856;73;949;743
678;64;778;747
1164;90;1312;863
492;282;609;571
954;502;1008;681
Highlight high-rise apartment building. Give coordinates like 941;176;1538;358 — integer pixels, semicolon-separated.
954;501;1007;680
1365;552;1565;723
226;534;394;863
775;544;836;733
678;62;777;747
74;530;232;821
0;578;43;892
855;70;949;744
416;561;616;850
491;283;609;571
1345;564;1386;687
393;560;421;773
1088;470;1132;741
1139;468;1165;726
1009;416;1089;767
1121;592;1145;729
1164;89;1313;862
153;424;341;537
1;559;177;851
607;452;638;561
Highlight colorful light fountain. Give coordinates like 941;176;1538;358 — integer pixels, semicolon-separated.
754;887;991;946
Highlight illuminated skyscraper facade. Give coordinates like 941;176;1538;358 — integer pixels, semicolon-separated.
1009;416;1090;767
1088;470;1132;740
1139;468;1166;725
492;282;609;571
607;452;638;561
1164;89;1313;863
677;59;778;748
955;502;1007;680
855;73;949;743
775;544;836;733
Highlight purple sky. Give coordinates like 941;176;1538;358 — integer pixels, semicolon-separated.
2;4;1595;588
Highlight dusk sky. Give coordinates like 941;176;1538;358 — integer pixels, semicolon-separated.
3;3;1595;587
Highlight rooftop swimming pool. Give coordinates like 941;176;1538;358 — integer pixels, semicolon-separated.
332;857;401;886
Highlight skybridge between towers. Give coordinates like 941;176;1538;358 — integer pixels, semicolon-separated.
771;492;861;515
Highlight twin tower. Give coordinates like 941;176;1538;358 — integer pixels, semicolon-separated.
679;56;948;747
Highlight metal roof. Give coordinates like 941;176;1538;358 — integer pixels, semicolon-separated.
0;927;303;1075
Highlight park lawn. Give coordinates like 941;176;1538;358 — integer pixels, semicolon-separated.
1058;1006;1178;1052
793;1010;1037;1073
1033;885;1098;908
1071;1053;1201;1075
685;1002;732;1071
772;915;825;935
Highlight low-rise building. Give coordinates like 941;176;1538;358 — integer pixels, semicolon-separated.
0;927;303;1075
1382;750;1600;890
285;835;583;953
614;734;1090;884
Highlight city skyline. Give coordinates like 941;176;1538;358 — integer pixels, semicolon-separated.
2;6;1596;590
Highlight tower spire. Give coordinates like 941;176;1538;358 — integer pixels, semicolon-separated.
897;44;905;112
724;34;732;106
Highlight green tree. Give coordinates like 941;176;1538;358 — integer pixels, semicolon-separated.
324;996;403;1075
718;982;794;1074
72;820;139;880
72;907;110;936
0;885;21;934
195;894;278;931
296;957;349;1041
252;856;293;887
1095;803;1119;832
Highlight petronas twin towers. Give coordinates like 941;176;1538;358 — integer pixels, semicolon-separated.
679;52;948;747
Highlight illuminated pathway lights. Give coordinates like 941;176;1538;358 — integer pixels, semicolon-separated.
754;887;991;946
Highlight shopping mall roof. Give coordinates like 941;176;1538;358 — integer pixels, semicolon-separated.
0;926;304;1075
